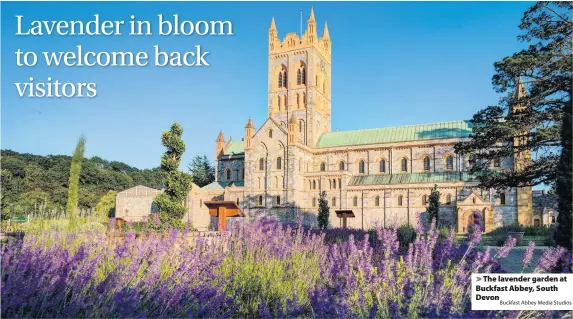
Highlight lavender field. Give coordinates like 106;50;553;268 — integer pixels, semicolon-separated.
1;217;571;318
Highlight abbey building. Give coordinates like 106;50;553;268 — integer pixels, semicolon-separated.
117;10;550;231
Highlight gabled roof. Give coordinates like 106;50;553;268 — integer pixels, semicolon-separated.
316;120;473;148
348;172;476;186
223;140;245;156
202;181;245;190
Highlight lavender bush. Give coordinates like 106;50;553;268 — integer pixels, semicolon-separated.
1;217;570;318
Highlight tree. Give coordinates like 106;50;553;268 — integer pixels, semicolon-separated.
66;135;86;231
317;191;330;230
95;191;117;222
454;3;571;246
153;123;193;230
1;169;12;220
187;155;215;187
0;149;164;213
427;184;441;225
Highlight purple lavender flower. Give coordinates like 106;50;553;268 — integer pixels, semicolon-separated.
495;236;517;258
522;241;536;272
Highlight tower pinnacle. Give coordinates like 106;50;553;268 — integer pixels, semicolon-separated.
309;7;316;22
322;22;330;40
270;16;277;30
216;130;225;142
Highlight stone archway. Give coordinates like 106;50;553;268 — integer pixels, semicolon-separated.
466;210;484;233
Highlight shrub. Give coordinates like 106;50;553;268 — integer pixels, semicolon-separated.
2;217;568;318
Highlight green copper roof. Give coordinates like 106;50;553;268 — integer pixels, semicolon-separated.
224;141;245;156
316;120;473;148
348;172;476;186
202;181;245;190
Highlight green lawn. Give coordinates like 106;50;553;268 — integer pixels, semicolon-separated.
487;246;547;273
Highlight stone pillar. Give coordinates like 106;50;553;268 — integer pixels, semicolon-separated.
517;187;533;226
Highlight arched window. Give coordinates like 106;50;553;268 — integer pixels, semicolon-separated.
359;160;365;174
282;70;287;88
332;197;336;207
258;196;263;206
500;193;506;205
423;156;431;171
398;195;403;206
339;161;345;171
446;194;452;205
320;162;326;171
278;72;283;88
332;179;336;189
353;196;358;207
276;195;281;205
422;195;427;205
312;180;316;190
302;68;306;84
338;179;341;189
276;157;282;170
375;196;380;207
269;129;273;138
446;155;454;170
312;197;317;207
329;180;332;189
493;158;501;168
401;158;408;172
297;69;302;85
259;158;265;171
225;168;231;181
380;159;386;173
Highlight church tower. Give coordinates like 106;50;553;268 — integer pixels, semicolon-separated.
267;8;332;147
512;77;533;225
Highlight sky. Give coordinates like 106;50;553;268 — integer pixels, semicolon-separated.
1;1;533;169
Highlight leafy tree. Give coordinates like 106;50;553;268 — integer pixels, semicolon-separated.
454;3;571;247
66;135;86;231
427;184;441;224
153;123;193;230
187;155;215;187
317;191;330;230
96;191;117;221
0;149;164;213
1;170;12;220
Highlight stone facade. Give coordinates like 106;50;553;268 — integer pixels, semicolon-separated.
118;10;546;233
197;9;538;233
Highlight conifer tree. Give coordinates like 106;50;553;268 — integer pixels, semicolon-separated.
427;184;440;225
66;135;86;232
317;191;330;230
153;123;193;230
454;3;571;247
187;155;215;187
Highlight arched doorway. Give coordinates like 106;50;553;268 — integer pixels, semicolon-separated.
466;211;484;233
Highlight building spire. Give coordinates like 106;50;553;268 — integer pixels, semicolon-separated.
270;16;277;31
514;77;526;100
322;22;330;40
309;7;315;22
216;129;225;142
245;117;254;128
